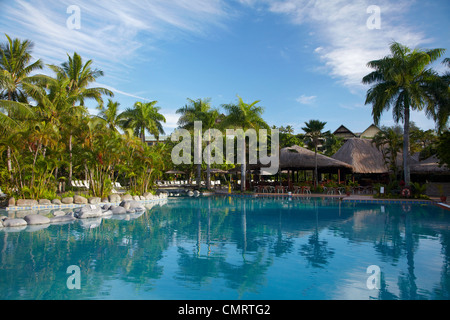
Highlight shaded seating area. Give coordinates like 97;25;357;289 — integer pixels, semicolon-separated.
279;145;353;185
245;145;354;194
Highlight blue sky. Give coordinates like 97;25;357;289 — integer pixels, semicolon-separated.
1;0;449;135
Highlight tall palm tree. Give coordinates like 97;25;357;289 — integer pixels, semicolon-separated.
120;101;166;144
222;96;269;192
302;120;327;187
362;42;445;185
176;98;219;189
48;52;113;184
0;34;43;183
48;52;113;107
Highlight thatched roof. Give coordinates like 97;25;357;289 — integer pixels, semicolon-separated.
332;138;394;174
410;155;450;175
280;145;353;171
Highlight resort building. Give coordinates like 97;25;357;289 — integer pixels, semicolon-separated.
358;124;381;139
333;124;380;141
144;135;170;146
333;125;357;141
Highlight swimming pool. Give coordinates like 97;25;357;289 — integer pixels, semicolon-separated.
0;196;449;300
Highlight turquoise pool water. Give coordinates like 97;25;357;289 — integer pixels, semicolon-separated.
0;196;449;300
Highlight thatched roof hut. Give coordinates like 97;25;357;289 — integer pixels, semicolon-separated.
331;138;395;174
410;155;450;175
280;145;353;172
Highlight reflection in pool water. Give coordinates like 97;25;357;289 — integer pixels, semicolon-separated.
0;196;449;300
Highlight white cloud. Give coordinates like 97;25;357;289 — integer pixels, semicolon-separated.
161;112;181;134
1;0;231;75
260;0;430;91
296;94;317;105
95;83;151;102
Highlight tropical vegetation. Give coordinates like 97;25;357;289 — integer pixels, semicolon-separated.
0;35;449;201
363;41;448;186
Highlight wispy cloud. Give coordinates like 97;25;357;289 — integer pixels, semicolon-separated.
96;83;151;102
1;0;231;75
245;0;430;92
296;94;317;105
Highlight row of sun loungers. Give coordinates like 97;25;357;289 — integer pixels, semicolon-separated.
71;180;127;193
71;180;90;189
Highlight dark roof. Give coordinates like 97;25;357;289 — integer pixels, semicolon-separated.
410;155;450;175
333;125;357;137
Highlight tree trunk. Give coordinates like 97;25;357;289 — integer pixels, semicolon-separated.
206;129;211;190
206;163;211;190
69;134;73;186
403;107;411;186
314;145;318;187
241;138;246;192
196;130;202;189
7;146;13;184
6;92;13;185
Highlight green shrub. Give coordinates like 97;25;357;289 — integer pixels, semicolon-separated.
40;189;59;200
59;190;75;198
411;182;427;198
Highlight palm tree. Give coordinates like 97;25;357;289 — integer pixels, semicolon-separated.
0;34;43;183
49;52;113;107
176;98;220;189
372;127;403;177
222;96;269;192
302;120;327;187
97;99;122;132
429;57;450;132
120;101;166;144
362;42;445;185
0;34;43;105
49;52;113;185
